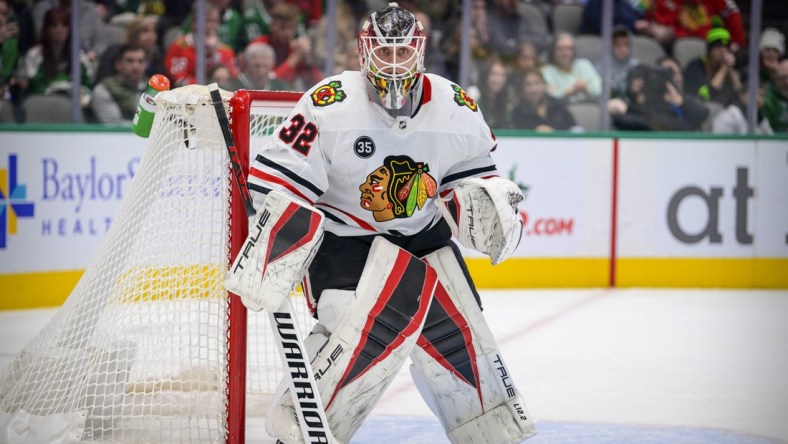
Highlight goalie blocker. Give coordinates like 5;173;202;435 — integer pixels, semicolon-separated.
224;190;324;313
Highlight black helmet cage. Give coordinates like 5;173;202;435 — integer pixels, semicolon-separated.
358;3;426;110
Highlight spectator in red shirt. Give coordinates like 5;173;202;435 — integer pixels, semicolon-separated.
675;0;745;51
637;0;745;52
250;2;321;91
634;1;677;48
164;3;238;87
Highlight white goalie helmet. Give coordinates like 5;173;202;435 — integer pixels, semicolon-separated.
358;2;426;113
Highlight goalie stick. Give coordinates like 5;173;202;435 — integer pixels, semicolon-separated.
210;85;337;444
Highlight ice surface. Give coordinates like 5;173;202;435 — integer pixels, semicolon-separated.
2;289;786;444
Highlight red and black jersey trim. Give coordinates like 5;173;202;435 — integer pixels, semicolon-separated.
320;210;346;225
254;154;324;197
410;76;433;119
248;182;272;195
416;281;483;406
327;250;436;409
315;203;377;232
440;165;497;188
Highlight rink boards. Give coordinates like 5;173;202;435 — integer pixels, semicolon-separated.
0;128;786;308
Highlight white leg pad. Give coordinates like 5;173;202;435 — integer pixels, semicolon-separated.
316;290;355;334
448;395;536;444
266;237;438;444
409;246;536;443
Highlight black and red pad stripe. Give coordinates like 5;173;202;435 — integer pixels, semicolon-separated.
328;249;437;408
444;195;461;226
263;202;323;271
416;281;483;406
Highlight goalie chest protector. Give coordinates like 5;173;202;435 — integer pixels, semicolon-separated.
249;71;499;238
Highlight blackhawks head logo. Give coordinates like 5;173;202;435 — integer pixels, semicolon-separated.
451;84;478;111
359;155;437;222
311;80;346;106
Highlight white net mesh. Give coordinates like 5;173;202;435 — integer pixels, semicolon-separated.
0;86;313;443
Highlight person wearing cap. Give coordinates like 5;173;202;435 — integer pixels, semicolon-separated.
682;25;742;107
761;58;788;132
758;28;785;85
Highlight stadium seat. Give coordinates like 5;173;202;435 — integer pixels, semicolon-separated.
673;37;706;68
568;102;604;131
22;94;76;123
518;2;548;35
551;3;584;35
700;101;725;132
110;12;136;27
106;23;127;47
575;35;602;62
632;35;666;65
163;26;182;51
0;99;15;123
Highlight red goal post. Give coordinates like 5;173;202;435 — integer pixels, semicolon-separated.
227;89;304;444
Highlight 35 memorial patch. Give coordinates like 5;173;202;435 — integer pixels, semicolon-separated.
311;81;347;107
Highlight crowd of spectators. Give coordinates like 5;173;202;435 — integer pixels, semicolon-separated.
0;0;786;133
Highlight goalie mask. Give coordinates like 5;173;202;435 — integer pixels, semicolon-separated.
358;2;426;115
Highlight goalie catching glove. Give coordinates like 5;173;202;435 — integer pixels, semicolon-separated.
224;190;324;313
438;177;524;265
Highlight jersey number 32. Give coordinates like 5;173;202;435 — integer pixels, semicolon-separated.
279;114;318;156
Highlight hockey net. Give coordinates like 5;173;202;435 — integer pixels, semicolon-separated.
0;86;311;443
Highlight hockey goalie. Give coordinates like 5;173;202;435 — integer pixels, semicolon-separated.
224;3;536;443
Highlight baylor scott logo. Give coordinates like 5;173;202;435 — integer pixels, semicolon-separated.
0;154;35;249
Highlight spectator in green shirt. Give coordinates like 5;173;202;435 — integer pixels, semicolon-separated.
17;7;92;99
761;58;788;132
0;0;20;88
182;0;245;53
244;0;279;43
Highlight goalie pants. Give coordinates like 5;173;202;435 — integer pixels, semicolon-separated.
304;219;482;312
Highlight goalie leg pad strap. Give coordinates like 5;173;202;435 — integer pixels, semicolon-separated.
410;246;536;443
224;190;324;313
267;237;438;444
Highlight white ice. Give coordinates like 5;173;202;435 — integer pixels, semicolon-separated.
1;289;786;443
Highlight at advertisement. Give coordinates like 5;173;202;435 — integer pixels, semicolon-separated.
617;139;787;258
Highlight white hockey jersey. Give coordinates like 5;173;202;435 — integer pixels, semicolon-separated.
248;71;499;237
